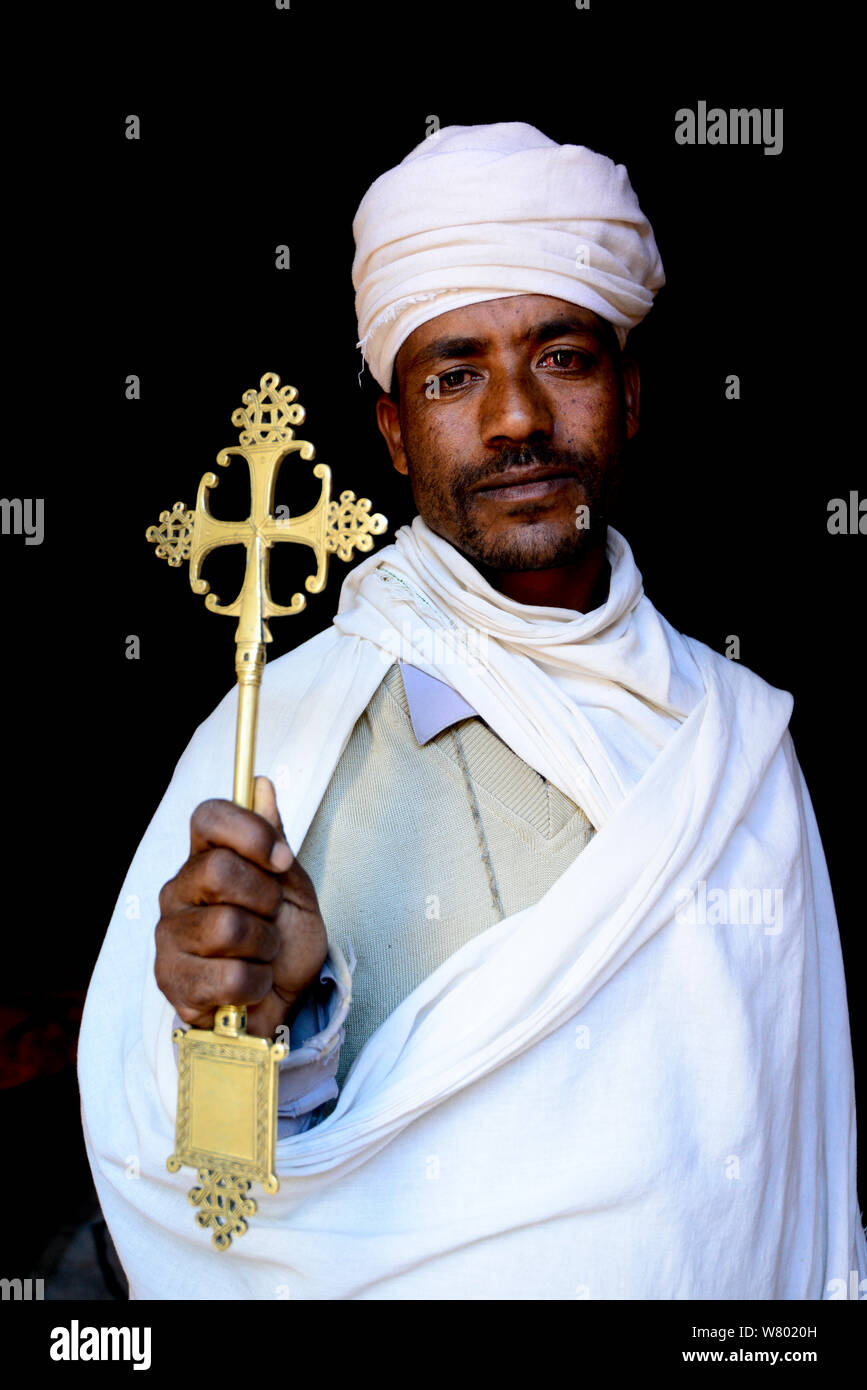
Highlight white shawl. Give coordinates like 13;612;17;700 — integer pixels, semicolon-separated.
78;518;867;1299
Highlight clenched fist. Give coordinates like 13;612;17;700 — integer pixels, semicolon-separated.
154;776;329;1038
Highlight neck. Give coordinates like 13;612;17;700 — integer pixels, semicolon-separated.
481;530;611;613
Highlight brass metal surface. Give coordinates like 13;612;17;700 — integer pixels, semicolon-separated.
148;373;387;1247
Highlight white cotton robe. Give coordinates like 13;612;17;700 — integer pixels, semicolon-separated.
78;520;867;1299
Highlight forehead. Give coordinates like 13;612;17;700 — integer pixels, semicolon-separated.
396;295;610;375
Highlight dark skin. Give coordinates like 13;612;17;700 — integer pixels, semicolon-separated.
154;294;639;1037
377;294;639;612
155;777;328;1037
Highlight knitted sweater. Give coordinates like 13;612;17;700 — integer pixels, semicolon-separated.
298;663;595;1094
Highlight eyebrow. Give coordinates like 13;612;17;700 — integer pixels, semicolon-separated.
408;315;603;372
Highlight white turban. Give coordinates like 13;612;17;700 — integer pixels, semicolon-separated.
352;121;665;391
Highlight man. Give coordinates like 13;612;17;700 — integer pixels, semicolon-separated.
79;122;866;1299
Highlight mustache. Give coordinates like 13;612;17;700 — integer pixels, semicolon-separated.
450;441;600;494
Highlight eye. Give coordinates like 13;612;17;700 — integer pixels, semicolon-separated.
538;347;592;370
438;367;477;391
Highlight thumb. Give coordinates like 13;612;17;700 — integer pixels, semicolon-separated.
253;775;289;847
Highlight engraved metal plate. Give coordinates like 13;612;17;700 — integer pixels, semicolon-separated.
167;1023;287;1249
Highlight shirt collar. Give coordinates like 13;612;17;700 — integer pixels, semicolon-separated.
398;661;477;745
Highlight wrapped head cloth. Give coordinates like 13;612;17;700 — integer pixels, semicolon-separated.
352;121;665;392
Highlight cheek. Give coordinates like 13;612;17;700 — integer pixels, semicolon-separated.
405;409;469;476
560;387;623;449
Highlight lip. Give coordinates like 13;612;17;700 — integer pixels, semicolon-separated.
471;469;578;501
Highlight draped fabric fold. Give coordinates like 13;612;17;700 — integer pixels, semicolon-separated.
78;520;866;1299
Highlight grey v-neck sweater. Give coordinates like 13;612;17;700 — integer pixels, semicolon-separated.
298;663;595;1092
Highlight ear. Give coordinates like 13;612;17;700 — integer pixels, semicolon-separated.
375;392;409;476
621;358;641;441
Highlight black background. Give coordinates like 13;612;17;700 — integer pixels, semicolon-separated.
3;1;863;1308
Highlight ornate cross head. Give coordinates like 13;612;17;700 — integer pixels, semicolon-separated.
146;372;387;645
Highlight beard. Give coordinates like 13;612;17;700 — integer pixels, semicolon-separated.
404;436;623;572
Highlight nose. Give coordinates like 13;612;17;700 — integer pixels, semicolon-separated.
479;362;554;447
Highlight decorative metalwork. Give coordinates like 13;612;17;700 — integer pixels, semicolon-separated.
146;372;387;630
150;373;388;1248
147;502;195;566
189;1170;257;1252
327;491;386;562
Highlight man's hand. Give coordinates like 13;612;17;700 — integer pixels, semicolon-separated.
155;776;329;1039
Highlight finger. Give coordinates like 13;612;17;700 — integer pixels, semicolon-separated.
253;776;281;834
190;797;292;874
272;858;319;918
253;777;295;872
167;904;282;963
172;846;285;918
173;957;274;1023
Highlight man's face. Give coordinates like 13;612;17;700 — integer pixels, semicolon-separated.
376;294;640;573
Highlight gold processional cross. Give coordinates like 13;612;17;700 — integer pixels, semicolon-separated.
146;372;387;1249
